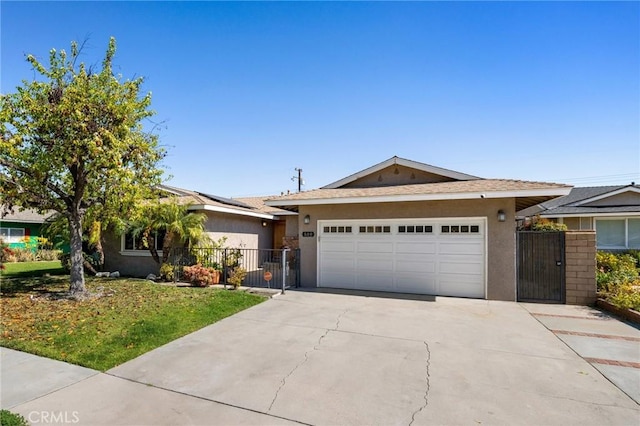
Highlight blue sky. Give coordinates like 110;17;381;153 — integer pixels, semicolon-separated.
2;1;639;197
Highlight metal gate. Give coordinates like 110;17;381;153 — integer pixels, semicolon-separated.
170;247;300;291
517;231;565;303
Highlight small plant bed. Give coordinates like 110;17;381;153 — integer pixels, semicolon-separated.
596;251;640;319
1;260;64;278
0;275;265;371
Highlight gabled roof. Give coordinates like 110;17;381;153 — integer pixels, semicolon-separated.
267;179;572;211
158;184;294;220
1;207;53;224
532;185;640;217
233;196;297;216
323;156;479;189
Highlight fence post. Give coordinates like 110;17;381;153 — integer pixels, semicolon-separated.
223;248;228;289
281;248;290;294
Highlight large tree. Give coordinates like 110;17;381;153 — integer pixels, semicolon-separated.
0;38;165;296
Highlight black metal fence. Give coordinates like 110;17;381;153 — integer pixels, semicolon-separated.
169;247;300;291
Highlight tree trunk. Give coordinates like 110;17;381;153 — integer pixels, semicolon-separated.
161;231;175;264
68;213;86;295
145;228;160;264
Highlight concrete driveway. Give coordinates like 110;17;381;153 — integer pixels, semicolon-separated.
4;290;639;425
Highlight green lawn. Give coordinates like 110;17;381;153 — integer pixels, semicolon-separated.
1;261;64;278
0;276;265;371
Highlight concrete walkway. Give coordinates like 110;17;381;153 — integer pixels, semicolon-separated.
2;291;639;425
521;303;640;404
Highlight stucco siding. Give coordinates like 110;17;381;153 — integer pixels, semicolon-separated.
103;230;160;278
298;198;517;301
203;211;272;250
343;165;455;188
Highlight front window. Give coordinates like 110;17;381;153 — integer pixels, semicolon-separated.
0;227;25;243
122;230;165;251
596;218;640;249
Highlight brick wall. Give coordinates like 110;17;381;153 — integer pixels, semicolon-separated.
565;231;597;305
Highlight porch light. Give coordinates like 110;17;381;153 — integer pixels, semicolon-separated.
304;215;311;225
262;220;268;227
497;210;506;222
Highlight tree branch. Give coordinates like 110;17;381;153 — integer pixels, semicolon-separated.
0;158;69;202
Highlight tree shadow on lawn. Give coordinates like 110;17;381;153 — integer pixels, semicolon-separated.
0;275;70;298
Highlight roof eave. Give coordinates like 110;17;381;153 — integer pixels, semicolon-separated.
188;204;274;220
266;187;572;207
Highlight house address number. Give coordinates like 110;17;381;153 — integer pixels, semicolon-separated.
302;231;315;237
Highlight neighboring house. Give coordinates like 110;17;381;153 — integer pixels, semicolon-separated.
518;184;640;251
0;207;53;249
265;156;571;301
103;185;298;277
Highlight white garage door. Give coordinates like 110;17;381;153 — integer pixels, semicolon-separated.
318;218;486;298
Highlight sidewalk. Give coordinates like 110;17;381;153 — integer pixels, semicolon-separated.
521;303;640;404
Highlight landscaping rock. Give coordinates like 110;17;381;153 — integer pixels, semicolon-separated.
109;271;120;278
95;272;110;278
146;274;157;281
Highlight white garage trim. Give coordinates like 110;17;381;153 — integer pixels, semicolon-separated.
317;217;487;298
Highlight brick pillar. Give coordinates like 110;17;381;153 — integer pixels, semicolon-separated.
565;231;597;305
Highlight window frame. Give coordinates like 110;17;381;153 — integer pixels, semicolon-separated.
0;227;26;243
120;230;166;256
595;217;640;249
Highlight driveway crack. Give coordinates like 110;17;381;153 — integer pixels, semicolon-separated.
409;341;431;426
268;309;349;413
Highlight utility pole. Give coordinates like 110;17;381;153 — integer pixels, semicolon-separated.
292;167;304;192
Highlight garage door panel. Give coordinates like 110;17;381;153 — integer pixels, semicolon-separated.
396;259;436;273
438;241;483;255
322;240;355;253
438;278;484;298
395;242;437;254
357;258;394;271
356;272;394;290
396;275;437;294
357;241;393;253
321;273;356;289
439;261;483;275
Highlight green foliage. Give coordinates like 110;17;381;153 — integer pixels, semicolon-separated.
182;264;220;286
158;263;174;282
0;37;165;294
596;252;639;291
531;218;568;232
0;410;28;426
596;251;640;311
0;240;13;271
228;266;247;289
130;201;208;265
606;284;640;311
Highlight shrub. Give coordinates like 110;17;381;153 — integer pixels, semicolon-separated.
36;249;62;261
182;264;220;287
531;218;568;232
0;410;28;426
159;263;175;282
0;239;13;270
10;247;37;262
596;252;638;291
605;282;640;311
228;266;247;289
